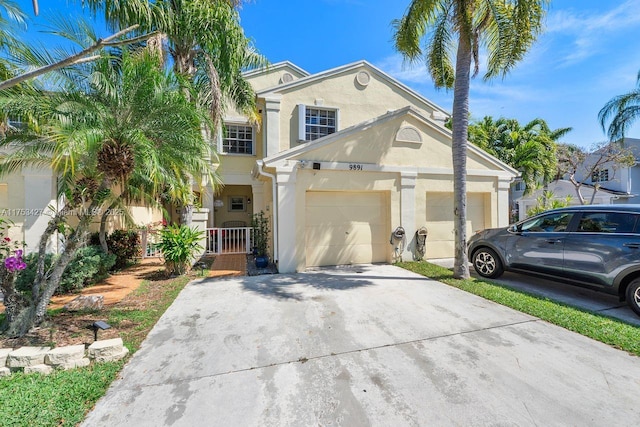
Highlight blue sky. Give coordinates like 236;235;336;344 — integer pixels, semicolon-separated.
16;0;640;147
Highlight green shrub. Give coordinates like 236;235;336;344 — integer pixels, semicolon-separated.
107;229;141;269
157;225;204;276
15;246;116;295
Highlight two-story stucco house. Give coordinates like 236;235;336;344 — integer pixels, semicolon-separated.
204;61;518;273
1;60;519;272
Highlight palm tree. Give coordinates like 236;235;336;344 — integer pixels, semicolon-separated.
468;116;571;193
393;0;548;278
77;0;265;222
0;49;214;336
599;69;640;141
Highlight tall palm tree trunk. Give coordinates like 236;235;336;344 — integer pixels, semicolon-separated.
452;34;472;279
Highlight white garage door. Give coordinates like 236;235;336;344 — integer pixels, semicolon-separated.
425;192;488;258
305;191;389;267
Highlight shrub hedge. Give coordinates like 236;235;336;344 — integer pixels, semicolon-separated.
16;246;116;295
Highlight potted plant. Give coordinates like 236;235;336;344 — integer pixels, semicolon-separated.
251;211;270;268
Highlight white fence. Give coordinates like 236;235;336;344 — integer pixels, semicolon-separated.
141;227;254;258
139;229;162;258
205;227;253;255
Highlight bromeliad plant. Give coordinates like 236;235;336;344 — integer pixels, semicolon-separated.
157;224;204;276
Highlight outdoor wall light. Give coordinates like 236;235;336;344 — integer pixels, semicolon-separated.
247;198;251;204
88;321;111;342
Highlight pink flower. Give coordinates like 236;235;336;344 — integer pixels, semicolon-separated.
3;237;10;242
3;250;26;272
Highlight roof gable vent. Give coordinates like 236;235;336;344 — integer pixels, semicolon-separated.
355;70;371;87
395;126;423;144
280;72;294;84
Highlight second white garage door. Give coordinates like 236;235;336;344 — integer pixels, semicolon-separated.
305;191;389;267
424;192;489;258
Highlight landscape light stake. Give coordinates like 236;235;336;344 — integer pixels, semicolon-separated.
89;321;111;342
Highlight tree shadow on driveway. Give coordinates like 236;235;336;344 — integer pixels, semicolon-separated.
238;265;432;301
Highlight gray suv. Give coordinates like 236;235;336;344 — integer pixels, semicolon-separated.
468;205;640;316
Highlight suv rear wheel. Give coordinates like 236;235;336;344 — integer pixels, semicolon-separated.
472;247;504;279
626;278;640;316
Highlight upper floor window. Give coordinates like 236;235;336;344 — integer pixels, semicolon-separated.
591;169;609;182
298;104;338;142
513;181;525;192
222;124;253;155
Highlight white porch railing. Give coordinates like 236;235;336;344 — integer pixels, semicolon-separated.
141;227;254;257
205;227;253;255
139;229;162;258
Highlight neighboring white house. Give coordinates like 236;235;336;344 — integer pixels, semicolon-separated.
512;138;639;221
2;60;520;271
575;138;640;200
514;179;631;221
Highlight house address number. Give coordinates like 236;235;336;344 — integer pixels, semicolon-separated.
348;164;364;171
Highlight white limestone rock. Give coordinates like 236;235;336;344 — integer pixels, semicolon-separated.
6;346;51;368
0;367;10;377
64;295;104;311
24;364;53;375
88;338;129;362
45;345;86;366
56;358;91;370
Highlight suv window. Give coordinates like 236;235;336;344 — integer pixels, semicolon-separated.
520;212;574;233
577;212;638;234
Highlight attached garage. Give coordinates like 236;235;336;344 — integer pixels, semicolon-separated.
305;191;389;267
425;192;490;258
259;107;516;273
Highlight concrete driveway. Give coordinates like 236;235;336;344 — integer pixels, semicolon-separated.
83;264;640;426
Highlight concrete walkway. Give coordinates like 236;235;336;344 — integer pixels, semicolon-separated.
83;264;640;426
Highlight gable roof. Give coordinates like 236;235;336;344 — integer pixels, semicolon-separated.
517;179;633;202
242;61;310;79
256;60;450;118
262;106;518;176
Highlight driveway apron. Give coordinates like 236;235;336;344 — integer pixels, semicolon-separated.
83;264;640;426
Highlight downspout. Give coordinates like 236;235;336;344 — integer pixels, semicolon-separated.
256;160;278;263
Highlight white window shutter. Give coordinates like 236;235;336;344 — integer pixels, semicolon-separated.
335;108;340;133
298;104;306;141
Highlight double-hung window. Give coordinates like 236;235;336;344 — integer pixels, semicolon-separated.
298;105;338;142
222;124;253;155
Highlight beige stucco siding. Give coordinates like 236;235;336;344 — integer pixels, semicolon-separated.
245;65;307;93
277;67;442;152
288;115;505;174
216;155;259;184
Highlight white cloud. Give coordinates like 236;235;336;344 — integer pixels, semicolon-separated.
545;0;640;66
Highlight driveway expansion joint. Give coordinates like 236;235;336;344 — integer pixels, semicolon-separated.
121;318;540;390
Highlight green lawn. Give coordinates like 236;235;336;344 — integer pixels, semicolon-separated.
397;261;640;357
0;275;191;427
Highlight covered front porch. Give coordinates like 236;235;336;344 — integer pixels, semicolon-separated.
201;183;264;255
